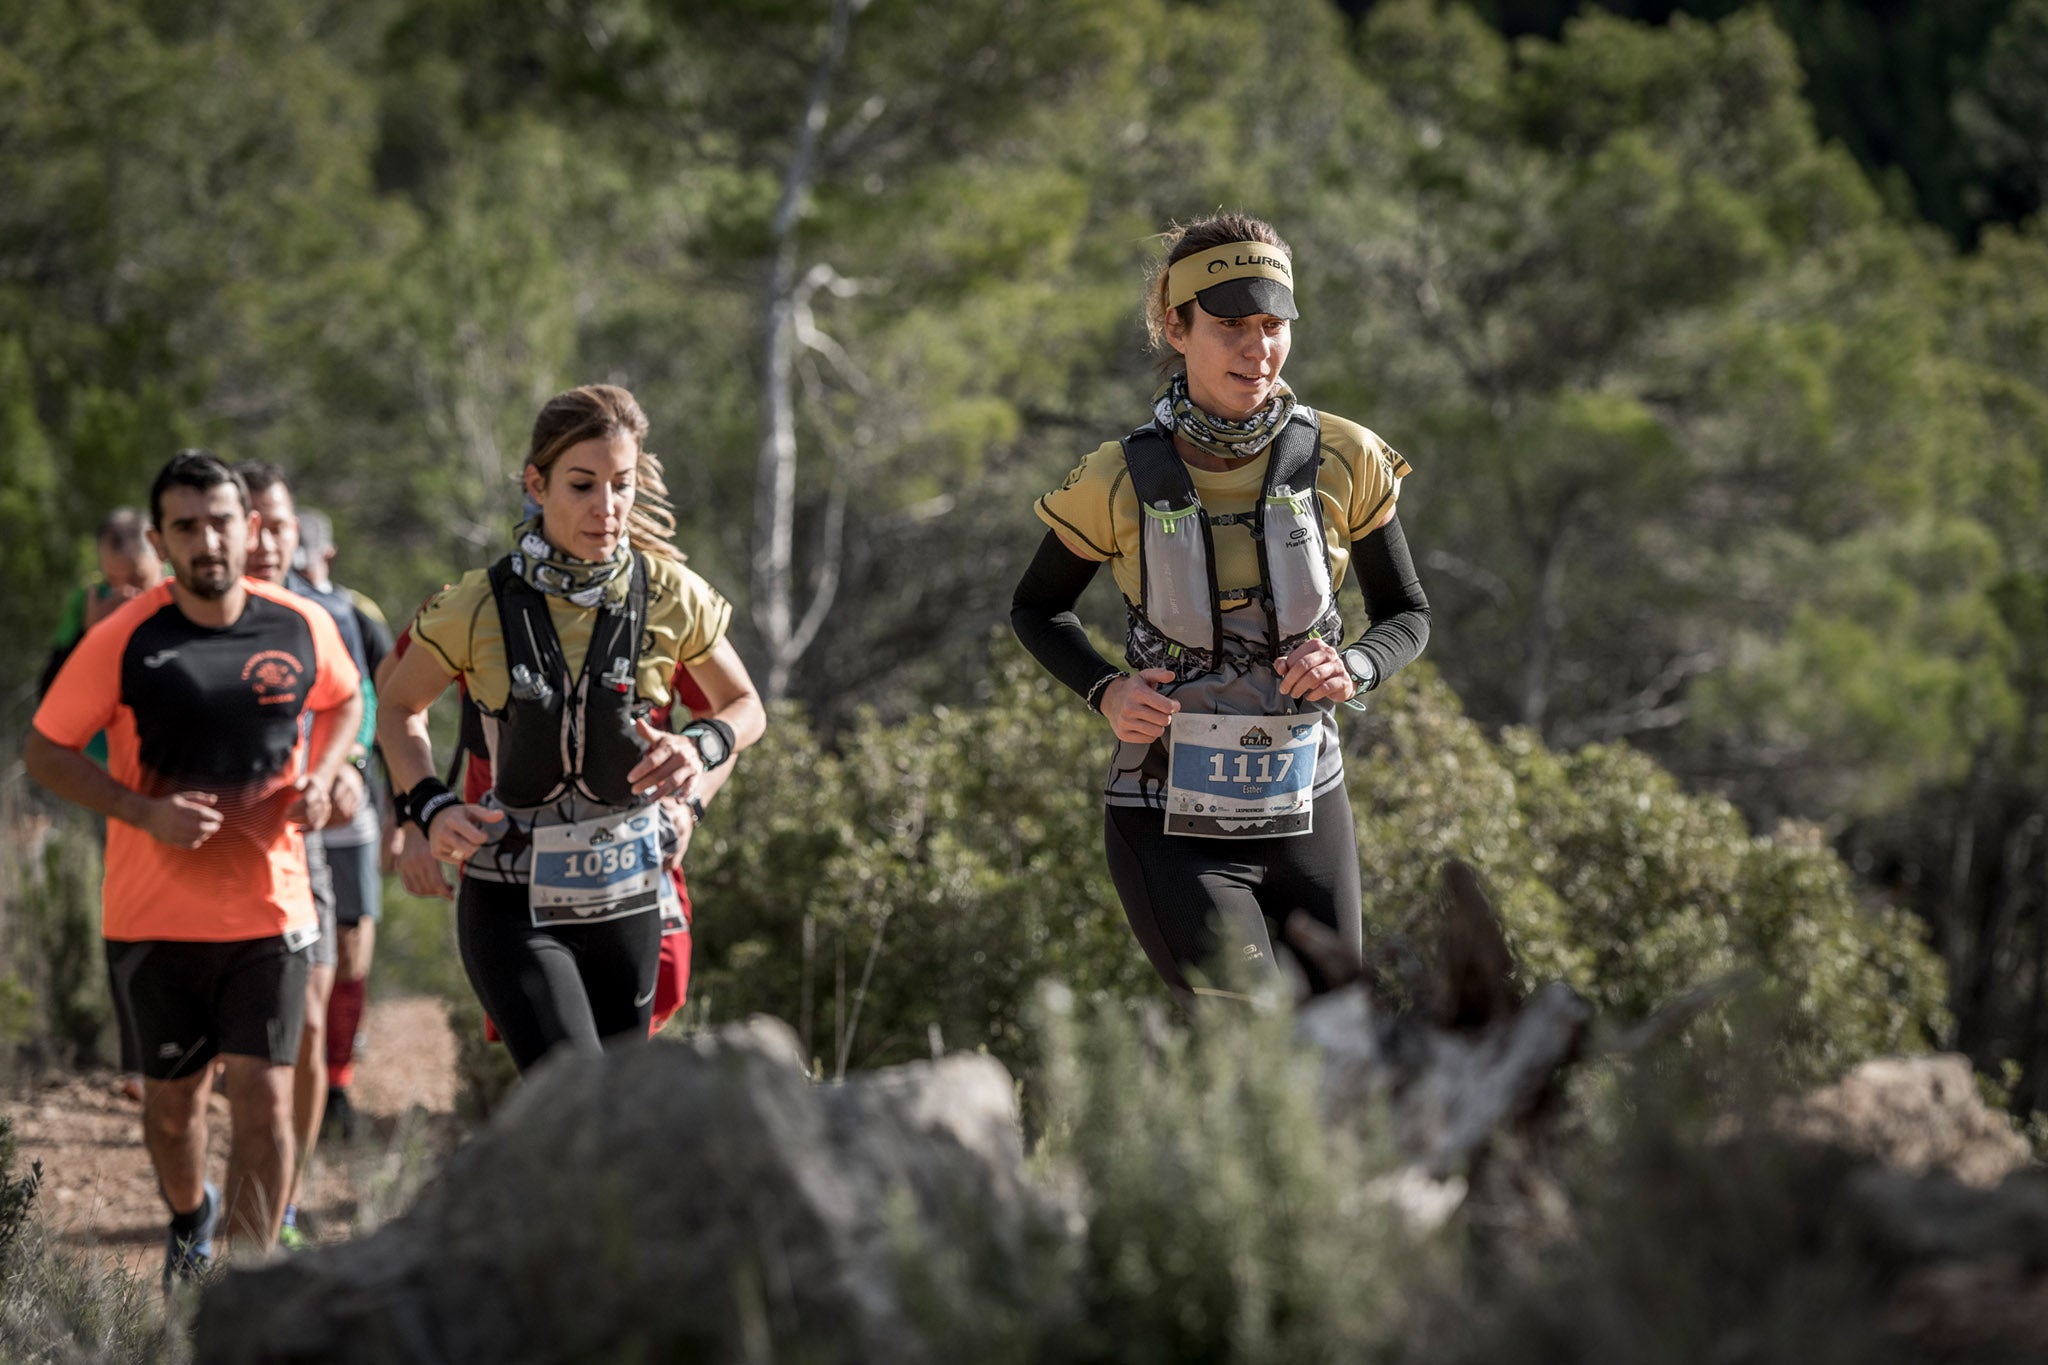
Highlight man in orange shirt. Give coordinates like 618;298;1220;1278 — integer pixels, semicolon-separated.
23;451;361;1288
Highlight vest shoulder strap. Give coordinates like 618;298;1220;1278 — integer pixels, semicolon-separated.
484;556;564;714
1120;423;1197;512
487;555;649;673
486;554;651;708
1261;408;1323;497
626;551;649;649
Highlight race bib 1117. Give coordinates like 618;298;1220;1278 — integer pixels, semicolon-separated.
1164;713;1318;839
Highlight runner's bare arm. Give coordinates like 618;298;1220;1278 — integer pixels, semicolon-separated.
376;636;498;865
22;730;223;849
630;638;767;803
372;645;402;698
680;639;767;753
655;690;743;866
288;688;362;829
375;639;457;796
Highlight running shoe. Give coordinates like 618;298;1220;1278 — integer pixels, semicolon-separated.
278;1207;310;1252
322;1086;360;1141
161;1181;219;1292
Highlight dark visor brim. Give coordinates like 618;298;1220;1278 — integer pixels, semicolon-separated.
1195;276;1297;320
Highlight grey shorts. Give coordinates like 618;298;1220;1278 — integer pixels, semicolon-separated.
326;838;382;925
306;834;337;969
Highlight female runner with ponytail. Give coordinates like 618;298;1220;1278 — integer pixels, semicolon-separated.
378;385;765;1072
1012;213;1430;1002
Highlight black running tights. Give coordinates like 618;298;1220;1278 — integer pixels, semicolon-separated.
1104;784;1364;999
457;879;661;1073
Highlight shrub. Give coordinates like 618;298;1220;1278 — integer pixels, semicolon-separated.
1348;667;1950;1081
691;641;1949;1085
902;984;1444;1364
0;796;113;1072
0;1113;185;1364
1038;988;1439;1364
687;646;1157;1076
1412;1025;1924;1365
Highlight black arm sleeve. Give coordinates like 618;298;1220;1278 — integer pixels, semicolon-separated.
1010;530;1122;703
1345;511;1430;687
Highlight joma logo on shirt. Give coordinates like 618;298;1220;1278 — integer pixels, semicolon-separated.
241;649;306;706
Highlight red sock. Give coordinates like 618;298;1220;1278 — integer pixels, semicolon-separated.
326;976;366;1086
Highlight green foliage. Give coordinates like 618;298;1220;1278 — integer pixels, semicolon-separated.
1038;991;1431;1364
690;641;1948;1088
0;1113;41;1266
901;986;1441;1364
0;806;113;1070
689;644;1156;1075
1348;666;1949;1083
1457;0;2033;241
0;1116;185;1364
1419;1026;1923;1365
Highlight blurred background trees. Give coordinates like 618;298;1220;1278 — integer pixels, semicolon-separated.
2;0;2043;1103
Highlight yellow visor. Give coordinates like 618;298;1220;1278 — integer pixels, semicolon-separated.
1165;241;1297;318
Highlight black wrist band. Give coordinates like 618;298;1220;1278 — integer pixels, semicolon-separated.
404;778;458;837
685;795;706;825
1084;670;1128;714
681;717;737;770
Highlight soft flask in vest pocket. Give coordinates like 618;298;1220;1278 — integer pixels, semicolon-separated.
1121;409;1339;675
1260;480;1335;642
484;553;652;808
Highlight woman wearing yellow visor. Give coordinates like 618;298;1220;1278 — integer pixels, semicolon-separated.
1011;212;1430;1001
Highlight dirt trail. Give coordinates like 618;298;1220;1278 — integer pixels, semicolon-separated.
5;995;464;1279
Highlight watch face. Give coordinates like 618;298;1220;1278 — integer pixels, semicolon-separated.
689;725;729;767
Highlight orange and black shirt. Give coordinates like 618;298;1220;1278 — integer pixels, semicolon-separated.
32;579;360;943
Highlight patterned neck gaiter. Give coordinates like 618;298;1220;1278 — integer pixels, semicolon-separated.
508;515;631;608
1153;372;1298;461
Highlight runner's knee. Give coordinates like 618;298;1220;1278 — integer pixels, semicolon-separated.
221;1060;294;1127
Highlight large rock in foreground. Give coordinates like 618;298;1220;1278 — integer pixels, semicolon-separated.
196;1018;1064;1364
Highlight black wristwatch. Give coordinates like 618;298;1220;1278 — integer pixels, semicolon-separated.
1340;646;1378;693
684;795;707;826
679;718;735;771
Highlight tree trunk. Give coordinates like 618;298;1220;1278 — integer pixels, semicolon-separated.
751;0;863;700
1519;535;1565;731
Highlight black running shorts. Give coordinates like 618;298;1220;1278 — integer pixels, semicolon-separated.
104;936;312;1079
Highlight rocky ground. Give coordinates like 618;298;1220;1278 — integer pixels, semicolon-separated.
4;996;463;1280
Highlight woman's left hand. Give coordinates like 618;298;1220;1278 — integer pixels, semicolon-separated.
1274;639;1356;704
660;796;695;870
629;716;707;802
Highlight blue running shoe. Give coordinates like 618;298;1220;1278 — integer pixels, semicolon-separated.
162;1181;219;1292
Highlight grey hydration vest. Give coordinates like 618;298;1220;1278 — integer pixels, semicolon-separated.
1122;408;1342;680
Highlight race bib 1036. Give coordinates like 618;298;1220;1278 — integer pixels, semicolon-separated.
529;807;666;927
